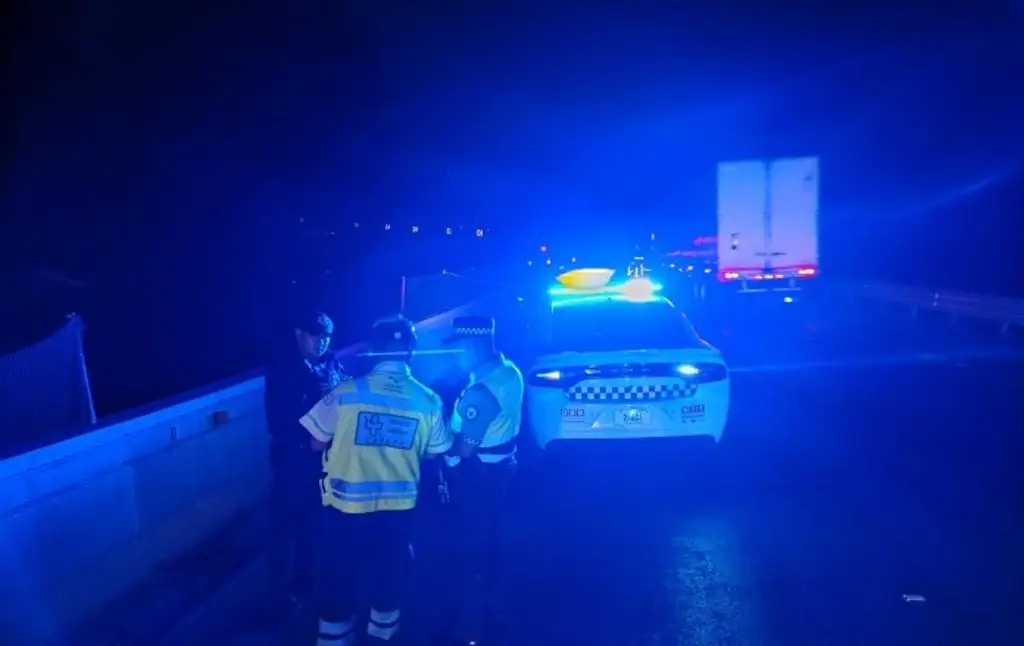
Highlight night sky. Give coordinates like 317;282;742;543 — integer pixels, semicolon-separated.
3;0;1022;407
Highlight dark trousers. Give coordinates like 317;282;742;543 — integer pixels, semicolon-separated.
444;457;516;642
315;508;415;642
268;441;323;600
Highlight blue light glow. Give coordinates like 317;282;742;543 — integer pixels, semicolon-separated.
676;364;700;376
551;293;668;308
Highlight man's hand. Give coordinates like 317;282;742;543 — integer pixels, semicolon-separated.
310;437;328;451
456;435;478;458
437;468;451;504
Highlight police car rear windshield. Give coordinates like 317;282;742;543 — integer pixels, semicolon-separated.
551;299;705;352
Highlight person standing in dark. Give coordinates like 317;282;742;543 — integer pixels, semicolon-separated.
435;316;524;646
264;310;345;609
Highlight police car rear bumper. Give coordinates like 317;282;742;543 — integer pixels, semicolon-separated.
526;374;730;450
531;422;724;449
526;402;727;449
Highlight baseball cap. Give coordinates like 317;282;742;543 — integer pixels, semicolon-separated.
369;314;417;352
297;311;334;336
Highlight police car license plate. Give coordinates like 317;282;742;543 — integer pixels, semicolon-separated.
617;408;651;426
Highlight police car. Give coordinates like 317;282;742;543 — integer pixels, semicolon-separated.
525;269;730;449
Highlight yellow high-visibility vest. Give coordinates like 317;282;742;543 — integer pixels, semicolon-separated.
301;361;451;513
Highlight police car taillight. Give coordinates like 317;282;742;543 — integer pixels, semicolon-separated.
528;368;577;387
529;363;727;387
533;369;562;381
676;364;700;376
682;362;728;384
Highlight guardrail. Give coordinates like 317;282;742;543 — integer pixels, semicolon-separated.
852;283;1024;333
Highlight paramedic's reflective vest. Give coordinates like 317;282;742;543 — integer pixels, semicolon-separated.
301;361;448;514
450;354;524;464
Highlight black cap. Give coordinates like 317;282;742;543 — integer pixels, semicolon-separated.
445;315;495;344
369;314;417;352
297;311;334;336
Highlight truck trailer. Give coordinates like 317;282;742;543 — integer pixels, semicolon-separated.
716;157;820;291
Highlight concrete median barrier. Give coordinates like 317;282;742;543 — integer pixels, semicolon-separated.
0;301;476;646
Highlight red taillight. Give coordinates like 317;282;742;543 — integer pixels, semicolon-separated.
527;368;577;388
683;362;729;384
797;267;817;276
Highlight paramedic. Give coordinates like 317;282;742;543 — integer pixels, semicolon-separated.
301;314;452;645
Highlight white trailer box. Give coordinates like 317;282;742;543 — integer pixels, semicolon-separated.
717;157;820;287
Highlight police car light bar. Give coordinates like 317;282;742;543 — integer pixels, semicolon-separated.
549;274;662;299
618;277;661;301
555;268;616;290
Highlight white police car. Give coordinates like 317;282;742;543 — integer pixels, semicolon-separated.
525;270;730;449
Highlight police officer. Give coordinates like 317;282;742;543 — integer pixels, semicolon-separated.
438;316;524;646
264;310;345;608
300;314;452;646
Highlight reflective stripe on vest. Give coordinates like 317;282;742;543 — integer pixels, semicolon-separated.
328;478;419;502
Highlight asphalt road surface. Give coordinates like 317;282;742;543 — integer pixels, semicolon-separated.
183;287;1024;645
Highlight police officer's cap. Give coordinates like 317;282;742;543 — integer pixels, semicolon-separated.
370;314;417;352
446;315;495;344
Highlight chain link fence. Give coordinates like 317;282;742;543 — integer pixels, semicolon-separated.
0;314;96;454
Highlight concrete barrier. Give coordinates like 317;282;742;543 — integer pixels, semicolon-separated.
0;373;269;645
0;302;476;645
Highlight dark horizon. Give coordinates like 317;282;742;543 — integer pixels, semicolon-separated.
3;0;1022;410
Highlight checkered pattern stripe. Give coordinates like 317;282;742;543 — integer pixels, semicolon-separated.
565;382;698;402
454;326;492;336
